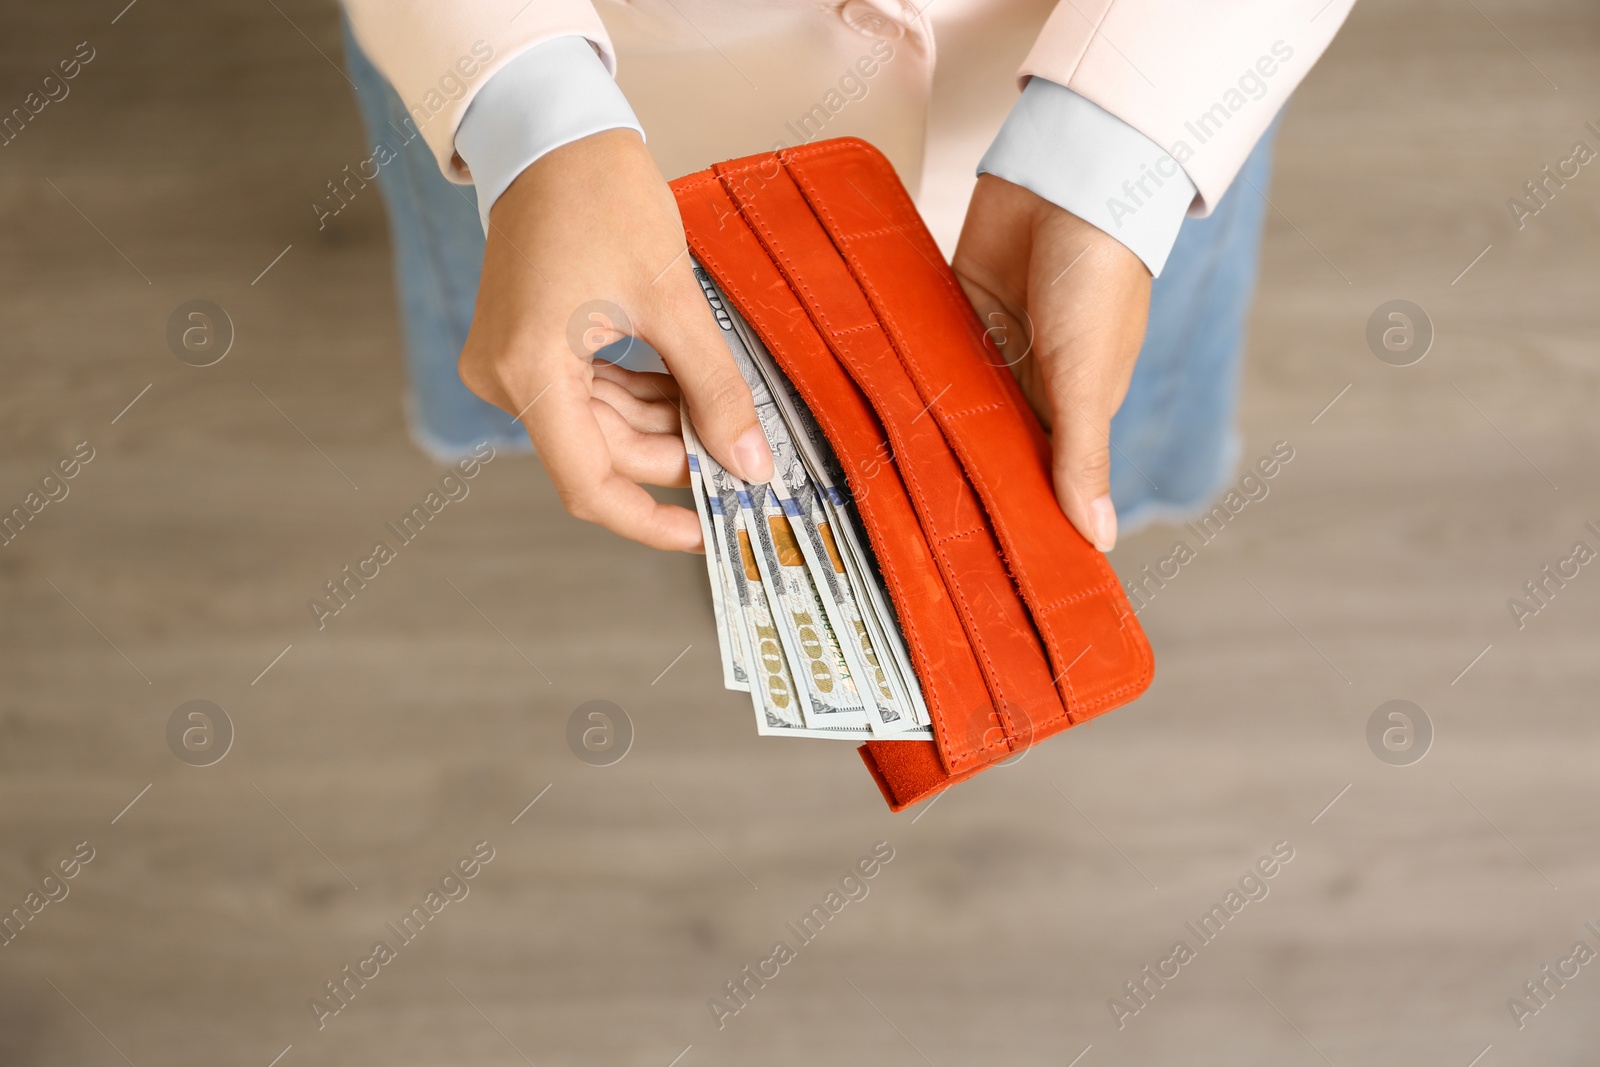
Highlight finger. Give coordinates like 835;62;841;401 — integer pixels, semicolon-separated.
955;272;1012;339
566;468;703;551
641;262;773;484
592;400;690;487
1026;232;1149;555
1047;380;1118;553
592;361;681;404
519;372;702;551
592;377;680;436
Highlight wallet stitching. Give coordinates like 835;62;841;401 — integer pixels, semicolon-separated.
940;580;1021;762
1032;581;1124;612
700;165;965;760
786;141;949;266
828;224;907;241
941;401;1006;420
728;164;1012;768
932;526;985;547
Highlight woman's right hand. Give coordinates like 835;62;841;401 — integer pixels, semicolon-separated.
458;128;773;552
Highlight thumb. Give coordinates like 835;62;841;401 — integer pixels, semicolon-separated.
645;263;773;484
1050;392;1118;553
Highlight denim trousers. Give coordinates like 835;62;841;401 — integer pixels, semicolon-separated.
342;23;1276;532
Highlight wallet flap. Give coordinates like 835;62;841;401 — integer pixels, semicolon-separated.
782;139;1154;717
712;156;1070;773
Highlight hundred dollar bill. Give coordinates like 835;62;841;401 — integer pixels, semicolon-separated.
749;480;871;729
739;495;870;739
727;308;930;728
692;264;870;730
703;455;805;731
682;415;749;692
710;457;870;739
787;477;926;735
782;482;911;734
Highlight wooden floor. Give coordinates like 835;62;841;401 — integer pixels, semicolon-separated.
3;1;1600;1064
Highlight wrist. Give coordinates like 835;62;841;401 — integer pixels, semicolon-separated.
979;80;1194;277
492;127;649;227
455;35;644;233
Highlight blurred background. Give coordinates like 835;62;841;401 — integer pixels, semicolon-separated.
3;0;1599;1064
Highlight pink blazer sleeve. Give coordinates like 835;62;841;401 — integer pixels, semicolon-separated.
341;0;615;182
1020;0;1356;214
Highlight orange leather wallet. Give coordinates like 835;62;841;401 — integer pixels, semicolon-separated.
671;137;1154;812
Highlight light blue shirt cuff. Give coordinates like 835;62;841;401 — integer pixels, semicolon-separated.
978;79;1197;276
455;35;644;233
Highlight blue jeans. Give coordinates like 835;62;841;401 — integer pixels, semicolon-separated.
343;24;1276;530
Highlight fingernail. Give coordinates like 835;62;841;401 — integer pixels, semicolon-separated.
731;425;774;483
1087;495;1117;553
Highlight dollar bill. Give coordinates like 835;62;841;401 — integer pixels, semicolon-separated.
718;460;871;739
739;502;870;739
691;264;871;730
701;453;805;731
786;479;918;734
682;415;749;691
749;483;878;731
726;305;930;729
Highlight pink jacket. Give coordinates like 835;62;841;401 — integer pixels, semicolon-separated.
343;0;1353;216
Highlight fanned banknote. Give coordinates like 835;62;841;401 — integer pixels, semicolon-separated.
728;308;931;729
682;417;749;692
684;260;929;741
